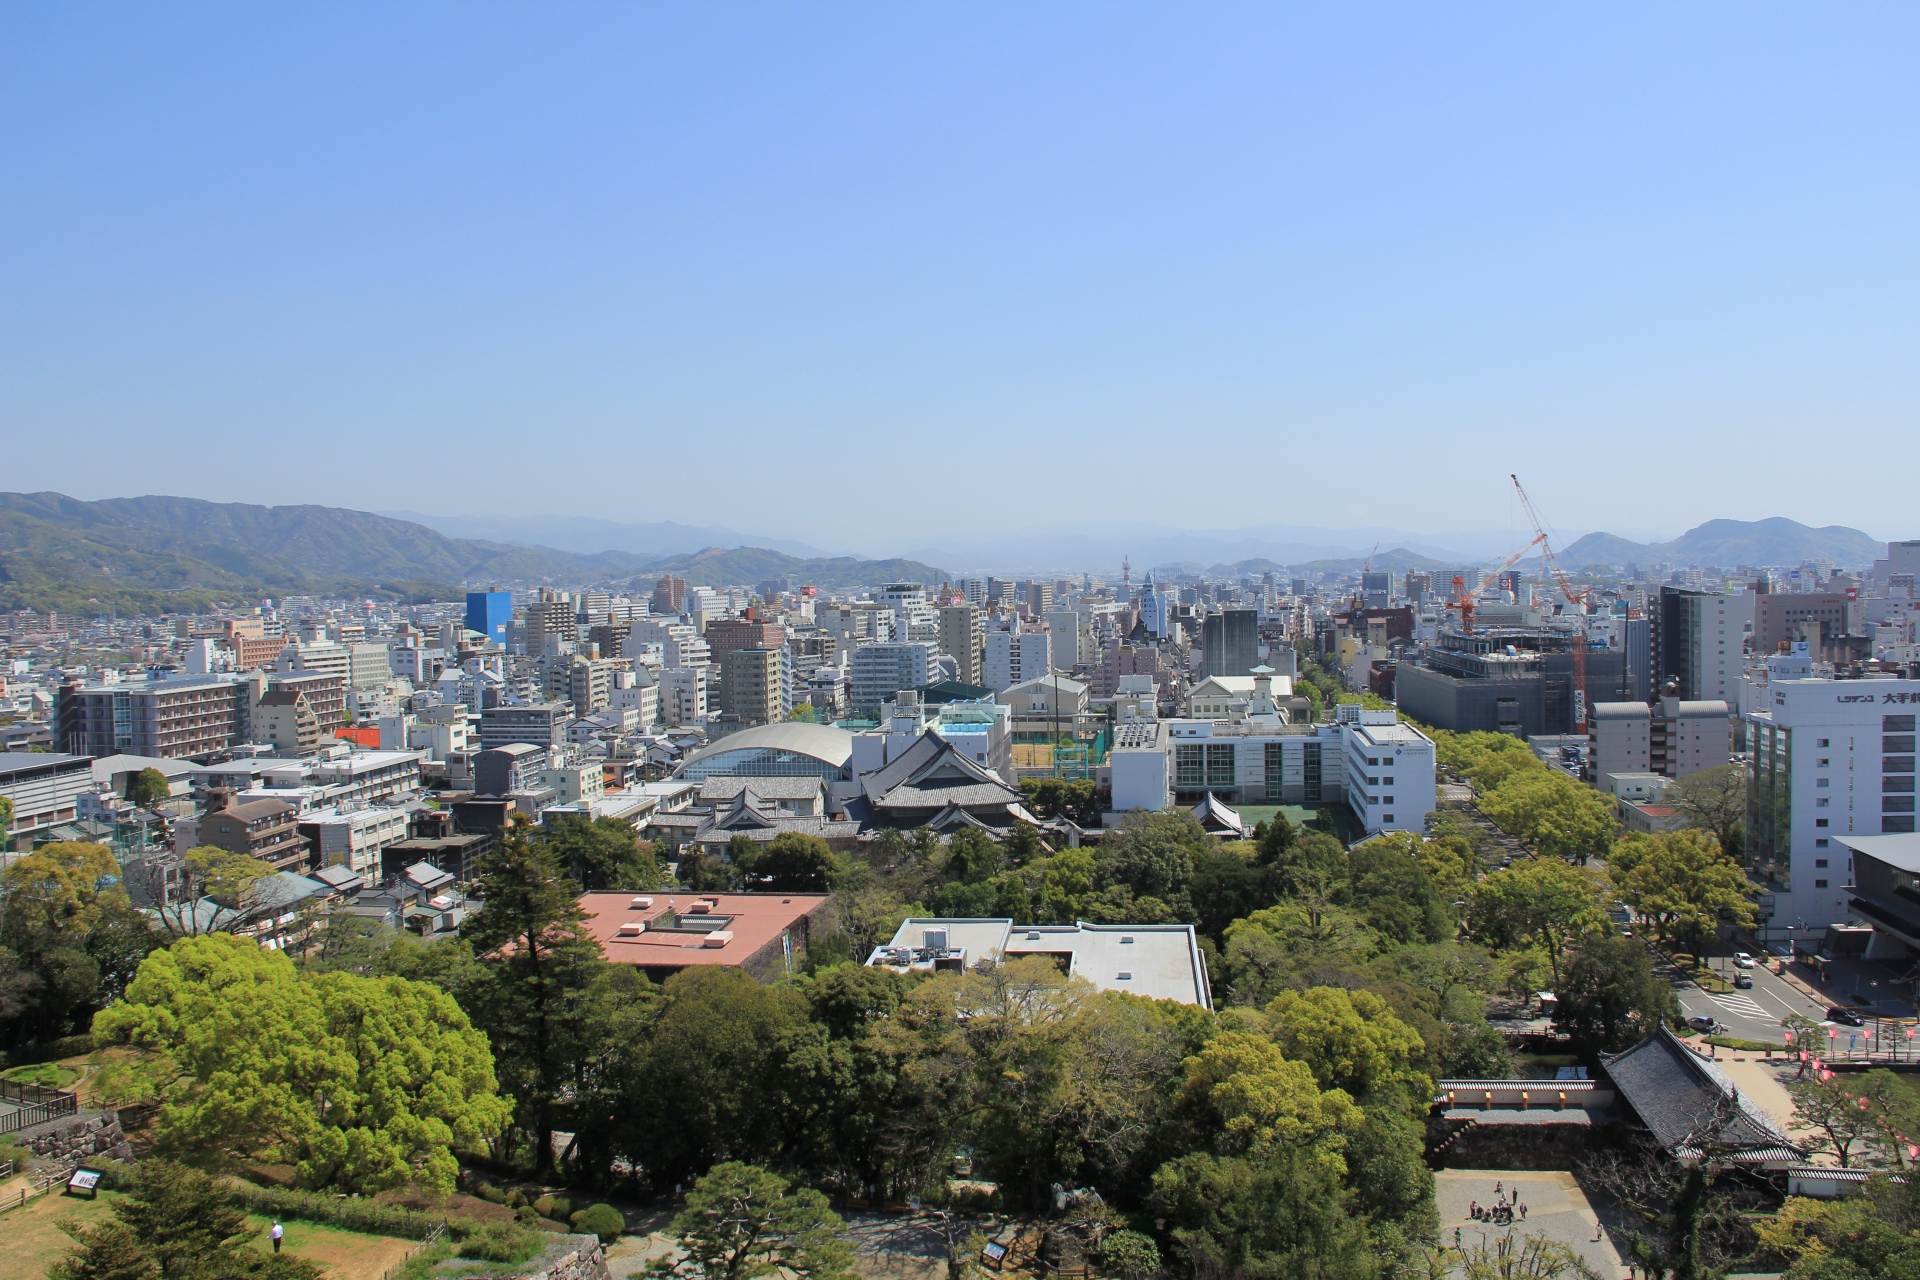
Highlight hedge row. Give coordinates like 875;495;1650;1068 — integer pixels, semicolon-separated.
227;1184;471;1241
0;1033;95;1071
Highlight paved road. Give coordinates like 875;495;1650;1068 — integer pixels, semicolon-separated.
1670;956;1829;1044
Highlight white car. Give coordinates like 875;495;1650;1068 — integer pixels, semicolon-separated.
1733;953;1755;969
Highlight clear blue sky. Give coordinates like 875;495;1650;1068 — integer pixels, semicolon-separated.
3;4;1915;547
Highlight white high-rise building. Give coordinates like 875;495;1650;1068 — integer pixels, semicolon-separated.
848;641;939;713
1744;649;1919;942
984;628;1051;693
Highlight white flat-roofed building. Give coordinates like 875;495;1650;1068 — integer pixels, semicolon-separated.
1744;659;1919;941
1341;711;1436;836
866;917;1212;1008
304;807;411;875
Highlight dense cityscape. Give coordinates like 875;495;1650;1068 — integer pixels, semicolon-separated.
3;500;1918;1279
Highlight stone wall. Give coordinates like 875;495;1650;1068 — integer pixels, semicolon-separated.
18;1111;133;1166
521;1236;612;1280
1426;1117;1600;1170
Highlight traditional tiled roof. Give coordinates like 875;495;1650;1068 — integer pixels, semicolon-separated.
859;731;1022;815
1601;1024;1804;1158
1190;793;1247;836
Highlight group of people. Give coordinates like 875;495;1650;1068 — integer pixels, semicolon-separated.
1465;1181;1527;1229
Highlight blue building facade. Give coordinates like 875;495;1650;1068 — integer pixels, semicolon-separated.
465;590;512;646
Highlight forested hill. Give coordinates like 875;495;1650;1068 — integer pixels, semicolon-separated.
0;492;946;613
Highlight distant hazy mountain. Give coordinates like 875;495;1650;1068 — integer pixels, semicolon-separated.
630;546;947;591
1554;518;1885;570
896;523;1501;575
1203;549;1461;577
384;510;831;559
0;492;935;613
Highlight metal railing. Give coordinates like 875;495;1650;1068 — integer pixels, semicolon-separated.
0;1084;78;1135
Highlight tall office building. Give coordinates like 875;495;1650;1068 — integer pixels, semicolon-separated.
1744;654;1919;939
465;590;512;647
1201;608;1259;679
651;575;688;616
1655;587;1754;703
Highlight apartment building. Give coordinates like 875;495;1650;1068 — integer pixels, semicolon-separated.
59;674;243;760
1589;698;1732;783
719;648;786;728
303;807;410;875
983;629;1050;694
938;604;986;687
849;641;939;712
479;703;572;751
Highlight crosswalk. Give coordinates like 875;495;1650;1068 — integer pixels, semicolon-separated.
1710;991;1770;1020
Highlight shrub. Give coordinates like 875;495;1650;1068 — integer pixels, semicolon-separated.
226;1184;456;1240
457;1222;543;1264
476;1182;509;1205
516;1204;541;1223
570;1202;625;1242
534;1194;573;1221
1100;1230;1161;1280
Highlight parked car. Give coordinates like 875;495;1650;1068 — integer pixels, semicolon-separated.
1733;953;1755;969
1827;1007;1868;1027
1733;973;1754;989
1686;1015;1719;1033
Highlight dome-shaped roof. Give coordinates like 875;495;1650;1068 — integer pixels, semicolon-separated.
676;722;855;780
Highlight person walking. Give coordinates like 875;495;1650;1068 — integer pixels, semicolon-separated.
271;1222;284;1254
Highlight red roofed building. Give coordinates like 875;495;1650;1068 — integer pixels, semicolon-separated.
579;890;833;983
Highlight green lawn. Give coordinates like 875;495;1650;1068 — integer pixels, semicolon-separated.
0;1190;416;1280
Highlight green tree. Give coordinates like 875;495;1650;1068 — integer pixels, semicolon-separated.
1469;859;1608;986
128;767;174;808
1263;986;1431;1112
1553;933;1678;1053
1098;1232;1160;1280
1342;840;1453;944
1608;830;1758;956
93;934;510;1192
652;1162;854;1280
459;813;605;1175
1188;841;1282;945
541;814;663;891
63;1158;323;1280
1093;810;1202;918
752;832;842;893
1175;1030;1362;1168
139;845;276;938
0;840;157;1047
1477;771;1617;864
1149;1149;1380;1280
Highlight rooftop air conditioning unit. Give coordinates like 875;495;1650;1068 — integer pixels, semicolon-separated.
629;896;654;910
922;927;949;952
701;930;734;948
618;922;645;936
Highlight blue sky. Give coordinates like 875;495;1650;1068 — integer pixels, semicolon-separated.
3;4;1916;550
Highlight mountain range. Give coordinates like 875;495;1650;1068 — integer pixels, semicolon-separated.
0;493;944;614
381;510;831;560
1551;519;1886;571
0;491;1891;617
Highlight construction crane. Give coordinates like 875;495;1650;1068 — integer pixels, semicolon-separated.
1508;474;1595;734
1363;542;1380;574
1450;533;1547;632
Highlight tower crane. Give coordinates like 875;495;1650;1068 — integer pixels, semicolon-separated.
1508;474;1595;734
1450;533;1547;632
